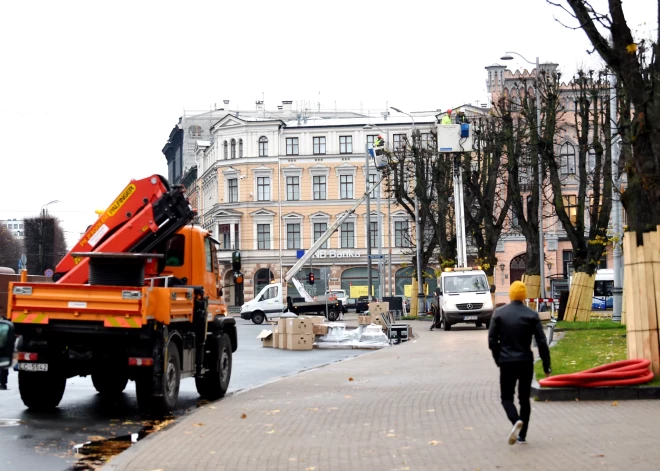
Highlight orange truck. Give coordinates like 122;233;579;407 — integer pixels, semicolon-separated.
6;175;235;414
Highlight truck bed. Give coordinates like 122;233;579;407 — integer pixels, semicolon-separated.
8;282;196;328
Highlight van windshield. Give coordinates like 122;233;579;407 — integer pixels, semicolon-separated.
444;275;489;293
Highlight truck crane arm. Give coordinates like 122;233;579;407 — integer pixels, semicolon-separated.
284;176;385;283
54;174;195;285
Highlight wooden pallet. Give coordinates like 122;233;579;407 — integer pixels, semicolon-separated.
623;228;660;376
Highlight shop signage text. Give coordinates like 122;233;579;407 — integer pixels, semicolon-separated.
313;250;361;259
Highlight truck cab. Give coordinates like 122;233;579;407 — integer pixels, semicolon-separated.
433;267;495;331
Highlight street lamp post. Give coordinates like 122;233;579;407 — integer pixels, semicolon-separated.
40;200;60;217
501;52;545;298
364;142;373;302
390;107;424;315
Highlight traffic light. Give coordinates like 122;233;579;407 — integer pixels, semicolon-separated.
308;272;315;285
231;251;241;272
233;271;244;285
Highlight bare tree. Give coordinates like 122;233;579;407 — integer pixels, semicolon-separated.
0;226;21;270
553;0;660;236
23;216;68;275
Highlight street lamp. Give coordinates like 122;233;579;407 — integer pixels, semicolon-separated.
390;106;424;315
499;263;505;284
500;51;546;298
40;200;60;216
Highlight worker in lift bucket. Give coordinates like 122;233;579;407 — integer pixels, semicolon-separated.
441;109;453;125
455;109;469;124
374;135;384;148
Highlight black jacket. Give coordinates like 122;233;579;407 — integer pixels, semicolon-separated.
488;301;551;373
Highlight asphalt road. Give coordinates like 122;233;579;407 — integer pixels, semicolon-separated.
0;318;367;471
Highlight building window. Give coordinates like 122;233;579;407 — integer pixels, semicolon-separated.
395;221;409;247
563;195;578;224
286;176;300;201
314;222;328;249
257;224;270;250
313;176;326;200
219;224;231;250
257;177;270;201
239;139;243;158
259;136;268;157
370;221;378;248
559;142;576;175
562;250;573;278
393;134;407;151
339;136;353;154
341;222;355;248
420;133;432;150
228;178;238;203
313;137;326;155
287;223;301;249
366;135;377;147
286;137;299;155
340;175;353;199
231;139;236;159
368;173;378;197
223;141;228;159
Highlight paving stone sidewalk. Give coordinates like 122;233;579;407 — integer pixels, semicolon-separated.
104;323;660;471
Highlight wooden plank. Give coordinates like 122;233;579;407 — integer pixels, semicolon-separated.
623;234;639;359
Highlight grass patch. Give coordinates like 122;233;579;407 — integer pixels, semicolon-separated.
554;319;624;331
535;324;627;382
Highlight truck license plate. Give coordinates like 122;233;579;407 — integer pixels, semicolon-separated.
18;363;49;372
464;316;478;321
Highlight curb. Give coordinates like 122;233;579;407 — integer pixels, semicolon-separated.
531;376;660;401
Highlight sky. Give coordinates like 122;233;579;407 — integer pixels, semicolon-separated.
0;0;656;252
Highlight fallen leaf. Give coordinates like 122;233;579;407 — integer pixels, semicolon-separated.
428;440;442;445
349;377;354;381
328;407;338;411
344;395;352;399
267;429;275;434
386;433;396;437
241;413;247;419
426;409;435;412
464;427;474;431
193;423;205;427
210;451;216;455
308;408;318;412
306;467;315;471
210;406;217;410
611;401;618;407
594;454;605;458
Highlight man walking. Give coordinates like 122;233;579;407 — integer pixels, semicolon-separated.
488;281;551;445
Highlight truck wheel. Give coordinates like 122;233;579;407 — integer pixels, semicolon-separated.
327;309;340;322
137;342;181;415
19;369;66;411
196;333;232;400
92;371;129;396
252;312;265;325
475;321;483;328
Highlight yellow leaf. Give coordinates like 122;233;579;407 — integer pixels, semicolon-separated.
626;43;638;53
193;423;205;427
387;433;396;437
428;440;442;445
306;467;316;471
241;413;247;419
464;427;474;431
349;377;354;381
308;408;319;411
344;395;352;399
612;401;619;407
267;429;275;434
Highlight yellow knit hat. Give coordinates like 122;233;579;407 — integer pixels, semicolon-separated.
509;281;527;302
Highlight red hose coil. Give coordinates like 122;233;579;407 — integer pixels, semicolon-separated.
538;359;654;388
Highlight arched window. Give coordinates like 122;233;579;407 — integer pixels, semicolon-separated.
254;268;275;296
239;139;243;158
259;136;268;157
188;125;202;137
231;139;236;159
559;142;576;175
223;141;228;159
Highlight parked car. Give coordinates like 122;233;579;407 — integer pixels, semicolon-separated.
355;296;370;313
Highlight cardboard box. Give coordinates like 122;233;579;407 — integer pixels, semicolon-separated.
286;333;314;350
305;316;323;325
256;330;274;348
313;324;329;335
273;331;280;348
278;318;288;334
286;318;314;335
278;333;287;349
368;301;390;316
358;315;372;325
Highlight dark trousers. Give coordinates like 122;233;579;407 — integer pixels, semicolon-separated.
0;367;7;386
499;361;533;439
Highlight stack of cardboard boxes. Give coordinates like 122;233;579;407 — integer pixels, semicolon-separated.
259;316;331;351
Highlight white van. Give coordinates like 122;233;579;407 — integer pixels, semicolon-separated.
325;289;348;312
240;283;284;325
433;267;495;331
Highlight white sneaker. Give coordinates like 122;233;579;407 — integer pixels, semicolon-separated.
508;420;523;445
